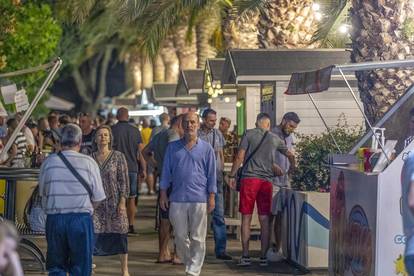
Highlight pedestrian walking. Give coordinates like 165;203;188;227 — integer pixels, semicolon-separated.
227;113;295;266
39;124;106;275
144;115;183;264
91;125;130;276
79;113;96;155
198;109;231;260
160;112;217;276
271;112;300;261
112;107;146;234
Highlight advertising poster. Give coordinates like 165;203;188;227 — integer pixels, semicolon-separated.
260;82;276;127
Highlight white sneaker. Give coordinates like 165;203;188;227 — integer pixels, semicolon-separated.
266;248;284;262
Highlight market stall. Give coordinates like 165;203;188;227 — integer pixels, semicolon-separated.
221;49;363;135
175;69;208;113
285;59;414;275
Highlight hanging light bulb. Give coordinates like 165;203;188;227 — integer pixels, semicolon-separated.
236;101;242;107
212;91;219;98
207;81;212;87
314;12;322;21
218;89;224;95
207;98;213;104
224;97;230;103
208;87;214;95
216;83;222;89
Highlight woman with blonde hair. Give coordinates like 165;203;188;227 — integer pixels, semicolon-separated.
91;125;130;276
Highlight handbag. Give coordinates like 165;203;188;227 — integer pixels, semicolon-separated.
57;152;93;200
236;131;269;191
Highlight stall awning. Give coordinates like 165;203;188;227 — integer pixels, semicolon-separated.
221;49;353;85
204;58;236;93
153;82;207;107
286;59;414;95
176;69;204;96
44;96;75;111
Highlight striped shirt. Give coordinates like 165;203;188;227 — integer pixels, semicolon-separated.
11;132;27;167
38;150;106;215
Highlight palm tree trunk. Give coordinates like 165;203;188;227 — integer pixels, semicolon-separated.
141;54;153;89
222;6;259;49
173;23;197;70
258;0;319;48
153;54;165;82
196;7;219;68
127;49;142;93
160;36;179;83
351;0;414;123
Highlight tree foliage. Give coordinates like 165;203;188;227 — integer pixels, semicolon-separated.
291;116;363;192
0;1;62;116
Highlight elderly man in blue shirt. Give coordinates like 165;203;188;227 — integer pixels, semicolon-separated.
160;112;217;276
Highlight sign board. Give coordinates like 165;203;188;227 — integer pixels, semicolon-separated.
260;82;276;127
14;89;29;112
1;84;18;104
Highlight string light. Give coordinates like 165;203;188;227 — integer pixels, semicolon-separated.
224;97;230;103
236;101;242;107
207;98;213;104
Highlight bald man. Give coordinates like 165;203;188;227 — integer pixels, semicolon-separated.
112;107;147;234
160;112;217;276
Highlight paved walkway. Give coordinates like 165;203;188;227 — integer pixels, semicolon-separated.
23;196;328;276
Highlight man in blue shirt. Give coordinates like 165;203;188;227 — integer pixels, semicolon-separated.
160;112;216;276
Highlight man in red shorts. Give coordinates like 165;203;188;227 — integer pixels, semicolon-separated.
227;113;295;266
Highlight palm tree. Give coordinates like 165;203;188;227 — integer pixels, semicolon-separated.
350;0;414;123
222;6;259;49
257;0;320;48
160;36;180;83
173;22;197;70
153;54;165;82
315;0;414;123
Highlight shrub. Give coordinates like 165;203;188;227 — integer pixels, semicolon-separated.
291;115;363;192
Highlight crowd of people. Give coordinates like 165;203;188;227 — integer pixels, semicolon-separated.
0;106;301;276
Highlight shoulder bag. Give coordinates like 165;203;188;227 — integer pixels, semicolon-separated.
236;131;269;191
57;152;93;200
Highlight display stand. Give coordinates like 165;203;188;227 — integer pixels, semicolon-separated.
285;58;414;275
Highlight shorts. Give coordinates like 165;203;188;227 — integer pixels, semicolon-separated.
271;186;284;215
147;163;155;175
128;172;138;198
239;178;272;215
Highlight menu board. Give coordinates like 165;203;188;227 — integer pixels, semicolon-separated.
260;82;276;127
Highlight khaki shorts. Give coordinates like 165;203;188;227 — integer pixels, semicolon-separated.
271;185;286;215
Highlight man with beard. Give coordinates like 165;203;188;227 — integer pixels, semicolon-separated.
270;112;300;261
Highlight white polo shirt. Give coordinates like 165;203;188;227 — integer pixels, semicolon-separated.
39;150;105;215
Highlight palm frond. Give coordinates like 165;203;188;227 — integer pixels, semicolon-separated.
232;0;266;17
67;0;99;24
111;0;153;24
312;0;350;46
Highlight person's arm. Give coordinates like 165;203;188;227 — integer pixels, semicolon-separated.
409;181;414;210
143;143;157;167
138;143;147;179
226;131;248;190
285;150;296;174
159;144;173;211
117;153;129;214
90;162;106;203
206;146;217;213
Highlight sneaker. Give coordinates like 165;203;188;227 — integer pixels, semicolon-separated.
266;247;284;262
237;256;251;266
216;253;232;260
259;257;268;266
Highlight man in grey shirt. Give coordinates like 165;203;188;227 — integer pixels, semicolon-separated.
271;112;300;261
227;113;295;266
198;108;231;260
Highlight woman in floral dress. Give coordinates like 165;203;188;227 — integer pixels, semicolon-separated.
92;125;130;276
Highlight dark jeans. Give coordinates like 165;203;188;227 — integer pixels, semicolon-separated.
211;175;227;256
46;213;94;276
406;255;414;276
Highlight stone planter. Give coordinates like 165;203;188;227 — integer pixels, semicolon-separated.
279;188;330;269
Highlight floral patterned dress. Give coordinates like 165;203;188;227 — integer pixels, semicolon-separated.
92;150;129;255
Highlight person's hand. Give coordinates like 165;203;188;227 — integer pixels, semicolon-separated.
5;251;23;276
9;144;17;158
226;176;236;190
140;170;147;180
208;194;215;213
159;190;169;211
272;164;284;177
117;198;127;214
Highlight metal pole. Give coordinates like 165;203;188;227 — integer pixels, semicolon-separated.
0;58;62;161
337;67;390;162
307;92;342;153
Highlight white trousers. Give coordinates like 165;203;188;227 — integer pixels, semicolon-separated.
170;202;207;276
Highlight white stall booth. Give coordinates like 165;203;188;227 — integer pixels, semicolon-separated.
285;59;414;275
